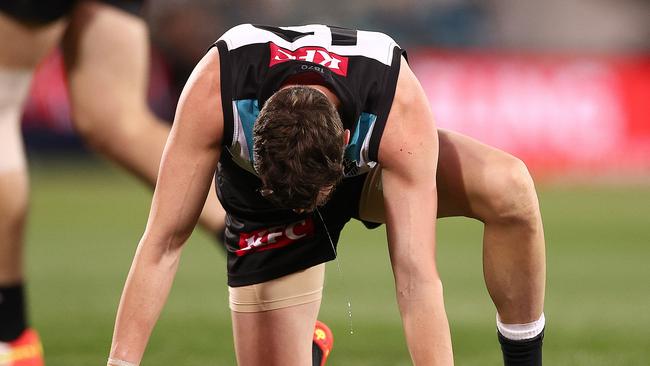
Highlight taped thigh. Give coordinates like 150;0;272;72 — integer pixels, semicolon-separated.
229;263;325;313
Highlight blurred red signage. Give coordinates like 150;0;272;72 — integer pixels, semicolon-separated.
410;50;650;178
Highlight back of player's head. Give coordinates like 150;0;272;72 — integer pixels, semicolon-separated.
253;86;345;211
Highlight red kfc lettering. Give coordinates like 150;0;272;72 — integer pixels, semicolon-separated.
236;218;315;256
273;47;297;61
269;43;349;76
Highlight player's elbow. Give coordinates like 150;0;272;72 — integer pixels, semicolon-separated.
141;226;192;255
393;264;444;303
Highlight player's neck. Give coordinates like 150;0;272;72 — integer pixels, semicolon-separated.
280;72;340;107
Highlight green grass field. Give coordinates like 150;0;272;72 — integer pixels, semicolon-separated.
24;157;650;365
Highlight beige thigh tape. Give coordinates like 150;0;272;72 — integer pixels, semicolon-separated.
229;263;325;313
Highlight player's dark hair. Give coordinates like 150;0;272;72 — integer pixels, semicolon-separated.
253;86;345;211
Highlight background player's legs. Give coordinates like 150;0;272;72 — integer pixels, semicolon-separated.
231;301;321;366
0;12;66;345
0;76;30;288
435;129;545;365
62;1;224;234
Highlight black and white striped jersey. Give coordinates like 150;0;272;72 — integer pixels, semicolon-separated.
213;24;405;177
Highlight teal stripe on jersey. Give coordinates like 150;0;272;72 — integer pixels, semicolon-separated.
345;112;376;162
235;99;260;162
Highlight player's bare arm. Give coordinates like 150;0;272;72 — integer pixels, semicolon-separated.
108;47;223;365
378;57;453;365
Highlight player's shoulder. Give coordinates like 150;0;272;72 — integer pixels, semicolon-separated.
181;47;222;104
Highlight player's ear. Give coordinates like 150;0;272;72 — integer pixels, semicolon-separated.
343;129;350;145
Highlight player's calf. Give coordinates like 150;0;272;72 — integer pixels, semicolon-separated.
476;156;546;365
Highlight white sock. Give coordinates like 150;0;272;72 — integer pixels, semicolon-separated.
496;313;545;341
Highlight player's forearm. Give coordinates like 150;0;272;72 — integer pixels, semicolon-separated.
395;277;454;365
382;172;452;364
387;225;454;364
109;237;184;364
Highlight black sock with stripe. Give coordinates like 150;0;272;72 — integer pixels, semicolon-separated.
498;328;544;366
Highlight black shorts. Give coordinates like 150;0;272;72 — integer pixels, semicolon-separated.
0;0;143;24
217;154;378;287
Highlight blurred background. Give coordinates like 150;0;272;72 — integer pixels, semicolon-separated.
20;0;650;365
25;0;650;180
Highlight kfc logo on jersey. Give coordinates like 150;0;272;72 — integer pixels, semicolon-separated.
236;217;315;256
269;43;349;76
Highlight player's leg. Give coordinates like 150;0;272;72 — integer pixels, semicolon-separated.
61;1;225;234
437;129;546;365
435;131;546;304
229;264;326;366
0;9;66;363
360;128;545;365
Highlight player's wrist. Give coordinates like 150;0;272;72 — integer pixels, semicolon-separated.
107;357;139;366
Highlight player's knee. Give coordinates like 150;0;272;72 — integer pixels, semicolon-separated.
72;111;114;153
0;176;29;231
3;200;28;232
483;157;541;227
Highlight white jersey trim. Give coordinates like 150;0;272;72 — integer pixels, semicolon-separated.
360;122;375;166
231;101;243;151
218;24;399;66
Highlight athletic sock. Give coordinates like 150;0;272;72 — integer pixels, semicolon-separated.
497;313;545;366
0;284;27;342
312;340;324;366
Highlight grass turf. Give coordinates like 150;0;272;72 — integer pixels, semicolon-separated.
24;157;650;365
